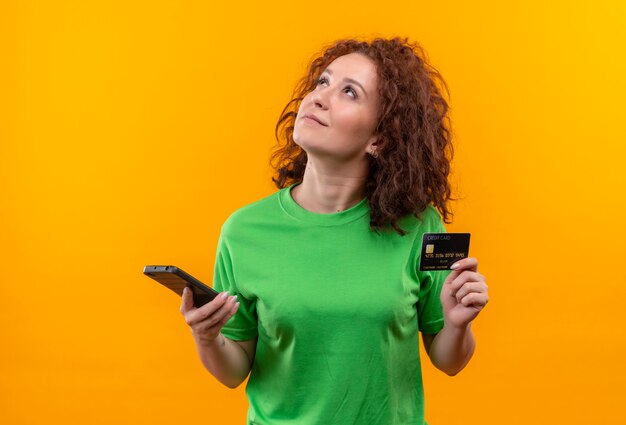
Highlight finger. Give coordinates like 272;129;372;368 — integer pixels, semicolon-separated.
186;291;230;325
443;265;483;287
196;300;240;336
443;269;461;286
450;257;478;272
460;292;489;308
448;271;485;294
454;281;488;303
180;286;195;315
199;295;239;328
211;301;241;330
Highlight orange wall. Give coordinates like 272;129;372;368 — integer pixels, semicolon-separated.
1;1;625;424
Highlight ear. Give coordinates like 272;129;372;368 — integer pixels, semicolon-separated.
365;134;378;156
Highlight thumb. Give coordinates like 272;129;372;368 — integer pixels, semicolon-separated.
444;269;461;287
180;286;194;313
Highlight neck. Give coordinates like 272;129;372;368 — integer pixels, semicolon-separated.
291;157;368;213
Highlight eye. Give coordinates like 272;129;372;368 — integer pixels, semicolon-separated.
344;86;358;99
317;76;329;86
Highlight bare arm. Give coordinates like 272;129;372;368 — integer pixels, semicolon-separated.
194;334;257;389
180;287;258;388
421;257;488;376
421;324;475;376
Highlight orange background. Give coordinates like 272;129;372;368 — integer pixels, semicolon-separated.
1;1;625;424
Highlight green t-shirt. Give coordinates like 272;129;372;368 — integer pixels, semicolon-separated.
212;183;450;425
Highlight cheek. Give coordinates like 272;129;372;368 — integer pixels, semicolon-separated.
334;109;375;139
292;96;313;140
296;93;315;116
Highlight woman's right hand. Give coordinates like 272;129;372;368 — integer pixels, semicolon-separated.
180;287;240;346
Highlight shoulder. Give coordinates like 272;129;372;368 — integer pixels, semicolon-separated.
220;189;283;236
397;204;447;236
417;204;447;232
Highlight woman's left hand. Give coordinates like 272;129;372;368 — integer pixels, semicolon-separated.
441;257;489;328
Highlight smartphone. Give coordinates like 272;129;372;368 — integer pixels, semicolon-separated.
143;265;219;307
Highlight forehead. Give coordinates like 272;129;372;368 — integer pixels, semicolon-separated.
324;53;378;90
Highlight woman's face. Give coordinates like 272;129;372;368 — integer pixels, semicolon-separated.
293;53;380;162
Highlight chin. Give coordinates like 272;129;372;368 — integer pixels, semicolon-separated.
293;133;313;151
294;132;347;159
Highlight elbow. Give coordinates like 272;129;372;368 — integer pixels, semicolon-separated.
223;378;245;389
443;348;475;377
222;375;247;389
445;369;461;377
223;381;240;389
444;362;469;377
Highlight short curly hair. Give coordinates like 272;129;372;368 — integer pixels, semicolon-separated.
271;37;455;235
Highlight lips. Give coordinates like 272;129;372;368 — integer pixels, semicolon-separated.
302;113;328;127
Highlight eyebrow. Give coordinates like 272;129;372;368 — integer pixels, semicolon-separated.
322;69;368;97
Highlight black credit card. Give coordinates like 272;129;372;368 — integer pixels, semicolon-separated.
419;233;471;271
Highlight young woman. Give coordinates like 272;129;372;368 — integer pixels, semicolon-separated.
180;37;489;425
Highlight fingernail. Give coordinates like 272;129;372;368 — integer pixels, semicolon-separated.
183;287;187;295
229;295;238;303
450;262;460;270
220;292;229;300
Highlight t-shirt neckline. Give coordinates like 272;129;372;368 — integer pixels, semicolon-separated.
279;183;370;226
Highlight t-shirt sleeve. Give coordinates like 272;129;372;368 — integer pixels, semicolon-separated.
211;232;258;341
416;207;452;335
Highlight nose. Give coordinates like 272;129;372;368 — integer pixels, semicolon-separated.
311;87;329;110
